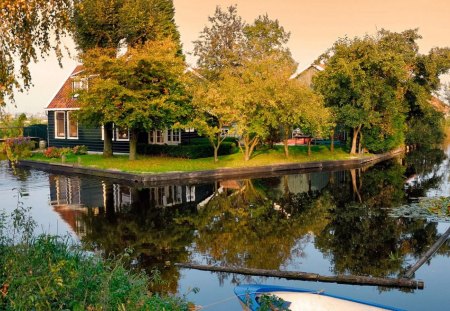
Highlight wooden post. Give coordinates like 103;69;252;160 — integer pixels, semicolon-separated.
403;226;450;279
175;263;424;289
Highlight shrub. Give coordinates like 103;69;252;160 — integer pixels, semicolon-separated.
2;137;35;164
72;145;88;155
43;147;62;158
60;147;74;156
138;141;238;159
0;208;192;311
42;146;88;159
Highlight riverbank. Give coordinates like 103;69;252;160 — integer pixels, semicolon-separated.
0;218;191;310
18;146;404;184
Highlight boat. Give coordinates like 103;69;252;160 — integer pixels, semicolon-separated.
234;284;405;311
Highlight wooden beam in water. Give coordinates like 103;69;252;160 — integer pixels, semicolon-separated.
403;226;450;279
175;263;424;290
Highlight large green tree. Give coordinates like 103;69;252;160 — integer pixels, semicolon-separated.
315;29;450;154
72;0;181;51
0;0;72;106
314;34;409;155
72;0;183;158
77;39;189;160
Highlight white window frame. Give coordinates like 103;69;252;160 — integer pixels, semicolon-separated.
67;111;79;139
72;77;88;98
55;111;66;139
167;129;181;144
115;126;129;141
148;129;165;145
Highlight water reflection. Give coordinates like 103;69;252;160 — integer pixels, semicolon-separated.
42;146;450;295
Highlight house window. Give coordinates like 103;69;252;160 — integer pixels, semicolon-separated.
72;78;88;98
156;130;164;144
67;112;78;139
116;127;129;141
55;112;66;138
148;131;154;144
148;130;165;144
167;129;181;143
186;186;195;202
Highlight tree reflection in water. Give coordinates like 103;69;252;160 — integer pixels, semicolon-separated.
46;147;450;295
191;179;332;270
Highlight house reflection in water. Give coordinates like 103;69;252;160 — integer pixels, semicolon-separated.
49;174;215;237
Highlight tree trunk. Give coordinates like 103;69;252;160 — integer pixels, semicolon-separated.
103;122;113;158
283;127;289;158
358;132;363;154
246;137;259;161
129;129;138;161
330;130;335;153
350;125;361;155
213;145;219;162
244;146;250;161
350;169;362;203
175;263;424;289
307;140;311;156
243;135;259;161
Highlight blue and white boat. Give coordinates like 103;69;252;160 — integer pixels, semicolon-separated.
234;284;405;311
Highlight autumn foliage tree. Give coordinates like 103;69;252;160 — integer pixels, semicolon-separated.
192;7;329;161
77;39;189;161
0;0;72;106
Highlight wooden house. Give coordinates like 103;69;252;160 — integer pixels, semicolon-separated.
45;65;197;153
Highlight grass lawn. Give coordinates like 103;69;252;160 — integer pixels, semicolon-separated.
26;145;365;174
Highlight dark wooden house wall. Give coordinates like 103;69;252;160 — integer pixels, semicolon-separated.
48;110;200;153
47;110;129;153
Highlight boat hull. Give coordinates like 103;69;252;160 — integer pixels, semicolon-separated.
234;284;405;311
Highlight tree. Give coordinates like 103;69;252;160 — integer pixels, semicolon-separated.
184;77;234;162
72;0;183;158
314;33;410;155
77;39;189;160
299;101;333;156
192;5;246;80
315;29;450;154
192;9;324;161
72;0;181;51
0;0;72;106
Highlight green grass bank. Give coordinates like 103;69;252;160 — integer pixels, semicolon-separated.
27;145;359;174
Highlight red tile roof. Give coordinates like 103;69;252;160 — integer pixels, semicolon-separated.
46;65;84;110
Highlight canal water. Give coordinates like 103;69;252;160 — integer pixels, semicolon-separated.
1;142;449;310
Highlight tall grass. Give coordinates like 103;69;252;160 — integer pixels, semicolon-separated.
0;205;191;311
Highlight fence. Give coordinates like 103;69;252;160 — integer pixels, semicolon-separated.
0;124;48;141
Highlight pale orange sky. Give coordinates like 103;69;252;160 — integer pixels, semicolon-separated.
9;0;450;114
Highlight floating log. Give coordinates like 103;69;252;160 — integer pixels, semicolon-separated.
403;226;450;279
175;263;424;290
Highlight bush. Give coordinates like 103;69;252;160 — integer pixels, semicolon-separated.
72;145;88;155
43;145;88;159
138;140;238;159
43;146;62;158
0;208;192;311
2;137;35;163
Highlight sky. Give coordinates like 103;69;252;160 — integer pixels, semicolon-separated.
8;0;450;114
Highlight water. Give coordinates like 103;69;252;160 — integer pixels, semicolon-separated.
1;144;449;310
